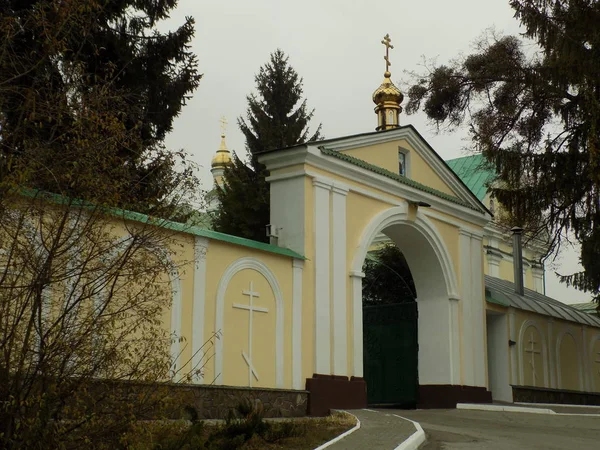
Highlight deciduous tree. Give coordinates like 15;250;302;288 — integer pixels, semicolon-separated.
405;0;600;301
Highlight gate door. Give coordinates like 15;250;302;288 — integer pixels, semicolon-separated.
363;302;418;407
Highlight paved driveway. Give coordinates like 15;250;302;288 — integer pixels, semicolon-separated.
395;409;600;450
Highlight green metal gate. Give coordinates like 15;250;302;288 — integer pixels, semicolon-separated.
363;302;418;407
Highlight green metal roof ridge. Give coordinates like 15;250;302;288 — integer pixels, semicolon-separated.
319;147;480;211
12;187;306;260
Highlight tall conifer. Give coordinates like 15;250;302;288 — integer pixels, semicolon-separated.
212;49;321;242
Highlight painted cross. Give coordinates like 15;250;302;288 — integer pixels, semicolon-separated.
233;281;268;387
525;332;541;386
595;351;600;377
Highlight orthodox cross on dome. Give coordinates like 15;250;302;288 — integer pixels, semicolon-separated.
525;332;541;386
381;33;394;73
219;116;228;137
232;281;269;387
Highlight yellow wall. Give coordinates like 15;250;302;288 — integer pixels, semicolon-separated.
340;140;456;197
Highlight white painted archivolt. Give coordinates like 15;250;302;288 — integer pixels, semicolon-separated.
214;257;284;388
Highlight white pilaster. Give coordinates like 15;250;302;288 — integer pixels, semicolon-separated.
192;237;209;382
292;259;304;390
532;267;545;294
547;318;556;388
449;297;461;385
350;271;365;378
471;233;487;387
332;184;349;376
459;230;475;386
508;308;518;386
313;177;332;374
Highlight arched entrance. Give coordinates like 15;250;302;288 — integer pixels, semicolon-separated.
362;243;417;407
352;206;461;407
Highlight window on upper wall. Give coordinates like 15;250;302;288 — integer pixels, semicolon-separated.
398;149;407;176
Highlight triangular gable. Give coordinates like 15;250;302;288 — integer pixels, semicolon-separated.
314;125;490;215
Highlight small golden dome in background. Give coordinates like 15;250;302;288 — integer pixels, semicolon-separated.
211;134;232;169
372;71;404;106
211;116;232;170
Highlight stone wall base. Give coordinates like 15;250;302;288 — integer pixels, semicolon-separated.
512;385;600;406
418;384;492;409
305;374;367;416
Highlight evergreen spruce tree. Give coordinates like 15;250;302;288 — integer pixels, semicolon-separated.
0;0;201;217
212;49;321;242
405;0;600;301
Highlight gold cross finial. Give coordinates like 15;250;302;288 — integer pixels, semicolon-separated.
381;33;394;73
219;116;228;136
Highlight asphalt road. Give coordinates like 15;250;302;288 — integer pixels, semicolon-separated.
393;408;600;450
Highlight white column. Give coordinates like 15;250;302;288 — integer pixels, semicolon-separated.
459;230;475;386
192;237;209;383
471;233;487;387
332;184;348;376
508;308;518;386
547;319;556;388
292;259;304;390
350;271;365;378
313;178;332;374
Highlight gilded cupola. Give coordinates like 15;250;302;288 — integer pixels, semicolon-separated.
373;34;403;131
211;116;232;186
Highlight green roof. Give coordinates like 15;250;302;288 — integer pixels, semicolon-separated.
319;147;480;211
16;187;306;260
445;154;496;201
571;302;599;315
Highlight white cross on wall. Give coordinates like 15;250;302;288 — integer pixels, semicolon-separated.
233;281;268;387
525;332;541;386
595;351;600;377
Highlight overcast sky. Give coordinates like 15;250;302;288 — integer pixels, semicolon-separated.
160;0;591;304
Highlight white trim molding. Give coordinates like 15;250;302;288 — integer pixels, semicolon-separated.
214;257;285;388
518;320;549;388
589;334;600;392
191;237;209;383
350;271;365;377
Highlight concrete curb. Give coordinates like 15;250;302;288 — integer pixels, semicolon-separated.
456;403;556;414
392;414;427;450
515;402;600;409
313;411;361;450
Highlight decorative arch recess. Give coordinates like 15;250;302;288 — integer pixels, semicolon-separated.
518;320;549;388
351;205;460;300
556;329;584;391
214;257;284;388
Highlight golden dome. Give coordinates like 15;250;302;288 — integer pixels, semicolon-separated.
211;133;232;169
372;71;404;106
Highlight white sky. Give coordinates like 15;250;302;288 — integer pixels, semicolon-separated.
160;0;592;304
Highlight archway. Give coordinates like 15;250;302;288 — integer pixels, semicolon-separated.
361;242;417;407
352;206;461;407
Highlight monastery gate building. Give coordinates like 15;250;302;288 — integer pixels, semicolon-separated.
151;39;600;415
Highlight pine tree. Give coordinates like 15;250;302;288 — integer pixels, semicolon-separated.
405;0;600;301
212;49;321;242
0;0;201;216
